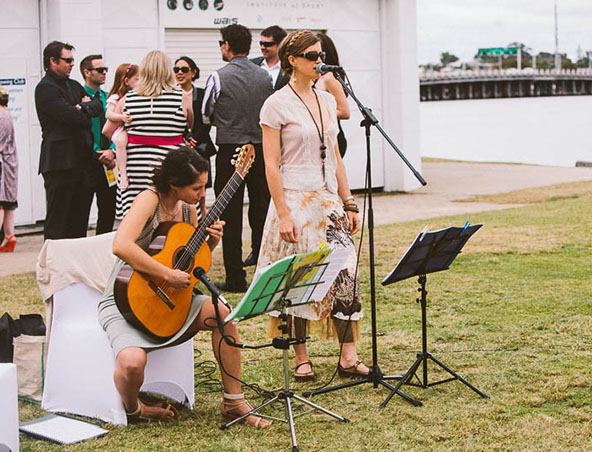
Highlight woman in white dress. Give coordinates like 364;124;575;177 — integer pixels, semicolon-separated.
258;30;369;381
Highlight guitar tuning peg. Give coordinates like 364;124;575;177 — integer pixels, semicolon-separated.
230;159;236;165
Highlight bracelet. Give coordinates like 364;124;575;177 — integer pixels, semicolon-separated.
343;203;359;213
343;195;355;203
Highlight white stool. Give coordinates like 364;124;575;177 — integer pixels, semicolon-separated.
42;283;195;425
0;363;19;452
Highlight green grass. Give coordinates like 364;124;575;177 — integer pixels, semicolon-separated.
2;186;592;451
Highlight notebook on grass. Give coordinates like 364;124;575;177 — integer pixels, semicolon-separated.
19;414;108;445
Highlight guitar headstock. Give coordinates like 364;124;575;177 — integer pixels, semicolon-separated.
233;144;256;178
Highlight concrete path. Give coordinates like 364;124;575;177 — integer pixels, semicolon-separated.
2;161;591;278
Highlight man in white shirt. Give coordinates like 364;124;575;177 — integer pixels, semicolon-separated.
250;25;290;92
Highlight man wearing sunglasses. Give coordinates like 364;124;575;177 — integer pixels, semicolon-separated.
250;25;290;93
202;24;273;293
81;54;116;235
35;41;103;240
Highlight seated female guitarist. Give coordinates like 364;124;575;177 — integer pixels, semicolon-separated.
98;146;271;427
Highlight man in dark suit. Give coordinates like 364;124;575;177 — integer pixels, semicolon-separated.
250;25;290;93
35;41;103;240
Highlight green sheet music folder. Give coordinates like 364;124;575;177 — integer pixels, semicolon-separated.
224;247;336;324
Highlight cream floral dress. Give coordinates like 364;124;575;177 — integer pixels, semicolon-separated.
258;86;362;341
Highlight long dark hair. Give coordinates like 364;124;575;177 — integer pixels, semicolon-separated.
317;33;345;80
152;147;208;193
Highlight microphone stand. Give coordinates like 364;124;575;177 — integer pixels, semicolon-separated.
304;71;426;408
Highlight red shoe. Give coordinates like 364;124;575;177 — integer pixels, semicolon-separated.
0;235;16;252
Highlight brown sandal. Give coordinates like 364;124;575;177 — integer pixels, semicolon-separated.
126;399;179;423
221;398;272;428
338;360;368;379
294;360;316;382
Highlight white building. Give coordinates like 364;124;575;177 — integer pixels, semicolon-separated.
1;0;421;226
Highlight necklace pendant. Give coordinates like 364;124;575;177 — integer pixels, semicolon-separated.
320;144;327;160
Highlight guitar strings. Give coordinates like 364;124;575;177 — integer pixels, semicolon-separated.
156;173;244;295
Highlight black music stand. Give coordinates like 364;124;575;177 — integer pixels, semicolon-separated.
380;224;489;408
221;250;349;452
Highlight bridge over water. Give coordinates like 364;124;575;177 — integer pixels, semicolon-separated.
420;68;592;101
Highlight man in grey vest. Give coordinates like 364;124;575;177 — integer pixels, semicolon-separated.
203;24;273;292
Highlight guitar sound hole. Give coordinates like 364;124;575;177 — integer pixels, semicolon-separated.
172;247;193;272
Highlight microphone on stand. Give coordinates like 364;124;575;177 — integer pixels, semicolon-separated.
315;63;344;75
193;267;232;311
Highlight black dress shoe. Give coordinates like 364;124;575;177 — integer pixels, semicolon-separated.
242;252;258;267
214;281;247;293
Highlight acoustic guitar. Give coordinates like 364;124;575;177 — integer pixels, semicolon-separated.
114;144;255;339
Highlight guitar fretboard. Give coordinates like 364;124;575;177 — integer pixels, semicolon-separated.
174;171;244;269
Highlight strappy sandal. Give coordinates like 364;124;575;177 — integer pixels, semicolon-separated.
221;394;272;428
338;360;368;379
294;360;316;382
127;397;179;423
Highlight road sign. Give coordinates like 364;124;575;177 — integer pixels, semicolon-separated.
478;47;519;57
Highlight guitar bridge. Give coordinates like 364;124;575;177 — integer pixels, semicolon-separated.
148;280;175;310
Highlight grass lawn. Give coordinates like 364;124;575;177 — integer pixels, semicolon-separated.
1;183;591;451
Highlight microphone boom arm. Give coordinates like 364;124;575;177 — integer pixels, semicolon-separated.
333;72;426;186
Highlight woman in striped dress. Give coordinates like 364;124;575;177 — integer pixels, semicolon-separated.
116;50;193;219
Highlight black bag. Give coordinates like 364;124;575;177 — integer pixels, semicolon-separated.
0;313;46;362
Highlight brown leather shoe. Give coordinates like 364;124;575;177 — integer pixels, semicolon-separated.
338;360;368;379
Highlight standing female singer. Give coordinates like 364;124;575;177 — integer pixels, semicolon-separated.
99;147;270;427
258;30;368;381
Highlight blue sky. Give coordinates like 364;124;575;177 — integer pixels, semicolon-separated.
417;0;592;64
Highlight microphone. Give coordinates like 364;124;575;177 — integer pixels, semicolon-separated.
193;267;232;312
315;63;343;75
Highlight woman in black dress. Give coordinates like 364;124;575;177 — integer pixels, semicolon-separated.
174;56;216;219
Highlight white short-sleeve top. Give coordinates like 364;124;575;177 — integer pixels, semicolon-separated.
259;85;339;193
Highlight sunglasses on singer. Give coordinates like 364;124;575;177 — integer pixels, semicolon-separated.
294;51;326;62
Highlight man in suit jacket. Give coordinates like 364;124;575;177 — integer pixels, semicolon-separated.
250;25;290;92
35;41;103;240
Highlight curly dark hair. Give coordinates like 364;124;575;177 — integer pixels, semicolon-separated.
152;146;208;193
220;24;252;55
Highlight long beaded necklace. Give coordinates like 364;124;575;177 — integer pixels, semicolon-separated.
288;83;327;180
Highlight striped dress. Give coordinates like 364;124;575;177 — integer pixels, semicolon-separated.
116;89;187;219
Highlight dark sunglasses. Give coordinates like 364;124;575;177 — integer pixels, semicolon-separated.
173;66;191;74
91;67;108;74
294;51;326;62
58;57;75;64
259;41;276;48
218;40;225;47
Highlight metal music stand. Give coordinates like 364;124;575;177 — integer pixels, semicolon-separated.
221;249;350;452
380;224;489;408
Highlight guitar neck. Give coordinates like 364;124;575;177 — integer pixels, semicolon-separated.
184;171;244;257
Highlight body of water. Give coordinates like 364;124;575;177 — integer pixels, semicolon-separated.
420;96;592;167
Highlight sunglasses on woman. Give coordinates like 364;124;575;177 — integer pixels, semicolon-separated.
173;66;191;74
294;51;326;62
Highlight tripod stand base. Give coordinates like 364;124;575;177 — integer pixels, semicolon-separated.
303;366;422;407
221;391;349;451
382;352;489;408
